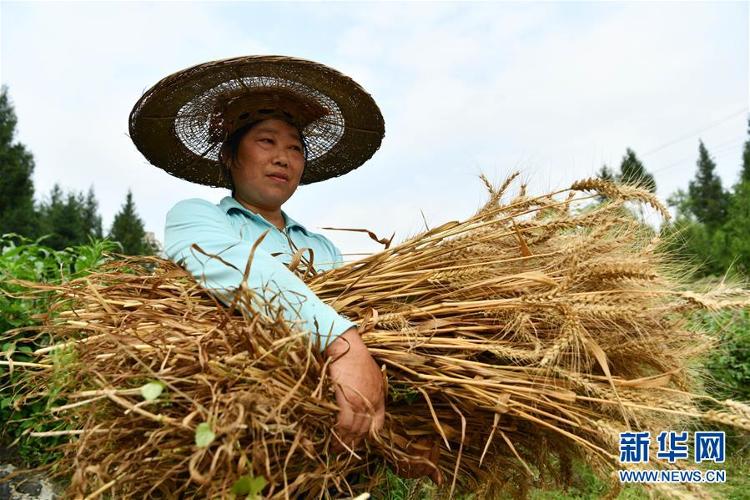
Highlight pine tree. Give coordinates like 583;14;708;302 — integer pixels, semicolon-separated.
109;190;153;255
741;117;750;184
666;189;692;220
723;117;750;274
688;141;728;229
37;184;104;249
596;165;615;181
0;86;38;237
38;184;87;249
81;186;103;239
619;148;656;193
595;150;656;193
724;181;750;275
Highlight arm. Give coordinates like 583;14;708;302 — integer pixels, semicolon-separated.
164;199;355;350
166;199;384;452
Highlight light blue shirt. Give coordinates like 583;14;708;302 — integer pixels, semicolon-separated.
164;196;355;349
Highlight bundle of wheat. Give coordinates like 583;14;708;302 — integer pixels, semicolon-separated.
13;175;750;498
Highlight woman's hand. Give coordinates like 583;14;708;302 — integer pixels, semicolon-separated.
325;327;385;453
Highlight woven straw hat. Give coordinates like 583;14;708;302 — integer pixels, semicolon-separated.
129;55;385;187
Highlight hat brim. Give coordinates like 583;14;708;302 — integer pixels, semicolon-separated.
129;55;385;187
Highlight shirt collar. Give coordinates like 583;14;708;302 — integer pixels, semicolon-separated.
219;196;309;234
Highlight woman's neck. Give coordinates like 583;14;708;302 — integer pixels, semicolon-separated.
233;196;285;230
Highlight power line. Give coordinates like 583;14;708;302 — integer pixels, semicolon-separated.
652;146;742;174
706;136;747;152
642;107;748;157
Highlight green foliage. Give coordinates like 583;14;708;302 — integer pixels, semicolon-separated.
36;184;104;250
663;132;750;279
619;148;656;193
0;86;38;237
389;383;421;404
724;180;750;276
596;148;656;193
231;474;268;499
0;234;116;335
81;187;103;240
664;182;749;278
528;461;644;500
700;310;750;402
741;118;750;185
109;189;156;255
369;468;438;500
706;446;750;500
140;381;165;401
688;141;729;230
596;165;615;182
660;216;728;278
195;422;216;448
0;235;116;463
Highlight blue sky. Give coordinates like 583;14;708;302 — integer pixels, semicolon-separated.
1;1;748;257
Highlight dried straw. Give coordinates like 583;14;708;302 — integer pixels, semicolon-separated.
10;175;750;498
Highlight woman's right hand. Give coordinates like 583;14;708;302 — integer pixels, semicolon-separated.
325;327;385;453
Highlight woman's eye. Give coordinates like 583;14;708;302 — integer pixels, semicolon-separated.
290;145;303;152
259;138;273;144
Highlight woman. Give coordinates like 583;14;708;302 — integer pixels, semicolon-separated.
130;55;440;484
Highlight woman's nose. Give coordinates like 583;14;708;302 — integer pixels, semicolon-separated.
272;147;289;167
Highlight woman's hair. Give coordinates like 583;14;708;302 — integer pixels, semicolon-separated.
219;119;309;195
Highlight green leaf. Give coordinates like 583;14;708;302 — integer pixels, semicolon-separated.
194;422;215;448
139;381;164;401
231;474;268;498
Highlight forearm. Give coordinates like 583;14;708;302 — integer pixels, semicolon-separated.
164;200;355;349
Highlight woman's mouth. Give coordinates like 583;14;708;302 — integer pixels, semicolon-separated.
267;174;288;183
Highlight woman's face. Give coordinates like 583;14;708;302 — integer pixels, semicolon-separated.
227;118;305;210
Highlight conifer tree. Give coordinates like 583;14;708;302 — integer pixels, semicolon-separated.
741;117;750;184
37;184;87;249
596;165;615;182
725;182;750;274
688;141;728;229
37;184;104;249
81;186;103;240
723;117;750;274
0;86;38;237
618;148;656;193
595;149;656;193
109;190;153;255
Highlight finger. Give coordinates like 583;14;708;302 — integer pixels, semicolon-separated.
351;412;371;437
335;409;369;453
334;387;356;432
343;413;370;451
371;407;385;435
333;387;356;453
